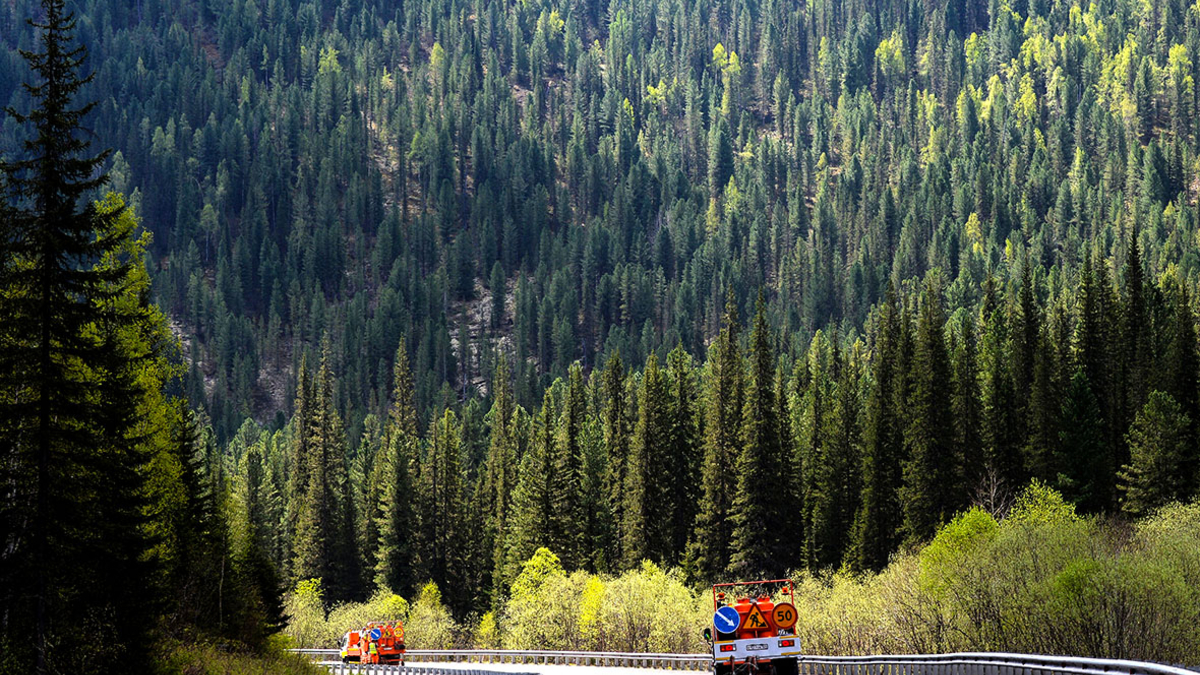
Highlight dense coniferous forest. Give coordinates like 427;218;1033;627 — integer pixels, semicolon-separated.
5;0;1200;665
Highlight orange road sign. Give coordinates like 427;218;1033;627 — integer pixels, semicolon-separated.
744;604;769;630
772;602;797;630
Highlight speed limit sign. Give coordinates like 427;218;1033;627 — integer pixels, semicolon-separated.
772;602;798;630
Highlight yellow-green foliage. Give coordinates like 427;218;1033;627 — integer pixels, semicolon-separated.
1006;479;1080;525
787;484;1200;662
917;507;998;598
406;583;456;648
283;579;327;648
474;612;501;649
502;548;707;652
326;590;411;644
159;641;323;675
600;561;706;653
282;579;429;649
793;570;893;655
283;492;1200;661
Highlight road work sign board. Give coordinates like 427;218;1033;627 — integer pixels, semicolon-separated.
713;605;741;633
743;604;769;630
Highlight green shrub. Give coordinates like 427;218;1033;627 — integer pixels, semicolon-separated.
159;640;324;675
326;590;411;646
793;570;894;655
783;485;1200;662
500;548;707;652
474;612;502;649
407;582;456;648
282;579;441;650
282;579;327;648
599;561;705;653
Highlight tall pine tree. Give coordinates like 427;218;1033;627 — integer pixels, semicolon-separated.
900;280;956;543
375;339;419;595
692;295;743;581
0;3;160;669
600;352;630;570
729;294;787;577
623;353;672;566
551;363;587;569
851;282;906;572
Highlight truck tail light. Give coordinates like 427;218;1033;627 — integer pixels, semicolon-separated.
720;645;736;652
779;639;795;647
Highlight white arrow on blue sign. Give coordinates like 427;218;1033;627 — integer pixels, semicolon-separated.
369;628;382;640
713;605;741;633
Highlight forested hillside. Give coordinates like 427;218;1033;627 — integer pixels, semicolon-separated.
4;0;1200;622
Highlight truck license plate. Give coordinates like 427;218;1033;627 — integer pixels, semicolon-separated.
747;644;768;651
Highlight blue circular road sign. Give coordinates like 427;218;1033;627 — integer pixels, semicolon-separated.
713;605;741;633
369;627;382;640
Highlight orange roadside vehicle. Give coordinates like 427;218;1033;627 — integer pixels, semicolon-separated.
340;621;406;665
703;579;801;675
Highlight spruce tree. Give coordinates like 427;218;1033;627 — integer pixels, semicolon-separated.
551;363;587;569
806;338;864;564
1025;321;1062;484
1120;230;1149;471
0;3;157;669
323;352;360;602
168;406;222;630
600;352;630;569
1119;391;1192;516
979;277;1022;488
292;392;330;586
504;390;556;582
900;280;955;543
292;347;358;600
1072;251;1117;512
419;409;466;609
824;344;862;567
1057;367;1105;508
490;261;507;332
1161;272;1200;489
665;345;700;565
692;295;742;581
773;366;797;571
376;340;419;595
1011;258;1039;452
356;415;384;592
285;355;315;578
482;356;518;602
850;282;905;572
623;352;671;566
951;316;984;495
729;294;786;577
801;336;833;568
708;117;735;202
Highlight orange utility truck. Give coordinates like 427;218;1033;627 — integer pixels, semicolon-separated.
339;621;406;665
704;579;801;675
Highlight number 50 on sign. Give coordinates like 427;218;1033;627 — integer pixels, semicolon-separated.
772;602;797;630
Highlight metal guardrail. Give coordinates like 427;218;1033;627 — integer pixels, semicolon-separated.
790;653;1199;675
321;665;537;675
293;650;1199;675
292;649;710;670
